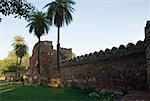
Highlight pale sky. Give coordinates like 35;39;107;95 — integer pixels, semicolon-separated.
0;0;149;59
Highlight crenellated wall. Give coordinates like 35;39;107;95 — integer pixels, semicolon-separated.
60;41;144;67
58;21;150;91
60;40;148;90
26;21;150;91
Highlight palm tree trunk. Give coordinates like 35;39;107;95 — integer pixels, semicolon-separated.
18;57;22;79
37;37;41;74
57;26;60;73
16;56;19;80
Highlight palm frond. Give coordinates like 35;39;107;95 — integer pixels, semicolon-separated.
45;0;75;27
43;2;55;9
26;11;51;38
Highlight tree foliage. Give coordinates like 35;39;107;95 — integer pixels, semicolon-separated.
26;12;51;39
44;0;75;73
0;59;17;74
12;35;28;78
0;0;35;22
0;58;27;75
44;0;76;27
0;51;29;75
12;35;28;64
0;35;29;75
6;50;30;65
12;35;25;46
14;44;28;61
26;11;51;74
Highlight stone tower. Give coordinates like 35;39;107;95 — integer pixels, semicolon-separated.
25;41;54;84
145;21;150;90
25;41;72;84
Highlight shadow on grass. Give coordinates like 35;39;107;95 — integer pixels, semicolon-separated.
0;84;97;101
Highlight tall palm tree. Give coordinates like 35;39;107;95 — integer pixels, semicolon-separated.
12;35;26;79
44;0;75;73
26;12;51;74
14;44;28;78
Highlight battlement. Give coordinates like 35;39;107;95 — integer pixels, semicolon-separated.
26;21;149;91
60;40;145;67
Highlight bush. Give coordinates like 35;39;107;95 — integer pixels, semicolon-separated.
89;89;120;101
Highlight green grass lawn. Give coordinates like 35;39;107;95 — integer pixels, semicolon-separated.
0;82;97;101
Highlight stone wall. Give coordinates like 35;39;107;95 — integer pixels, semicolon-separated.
4;70;27;82
25;41;72;84
25;41;54;84
52;48;72;68
26;21;150;91
58;21;150;91
60;41;148;90
145;21;150;90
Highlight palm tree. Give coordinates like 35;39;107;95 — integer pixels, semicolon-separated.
44;0;75;73
12;35;26;79
26;12;51;74
14;44;28;78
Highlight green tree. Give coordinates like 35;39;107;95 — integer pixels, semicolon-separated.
12;35;25;74
26;12;51;74
7;50;30;66
0;59;16;75
44;0;76;73
0;50;30;75
0;51;29;76
7;51;17;60
14;44;28;78
14;44;28;66
0;59;26;76
12;35;24;76
0;0;35;22
12;35;28;78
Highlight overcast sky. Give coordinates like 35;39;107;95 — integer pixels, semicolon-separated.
0;0;149;59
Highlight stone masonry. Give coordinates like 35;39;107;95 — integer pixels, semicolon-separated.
60;40;148;90
26;21;150;91
145;21;150;90
25;41;72;84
